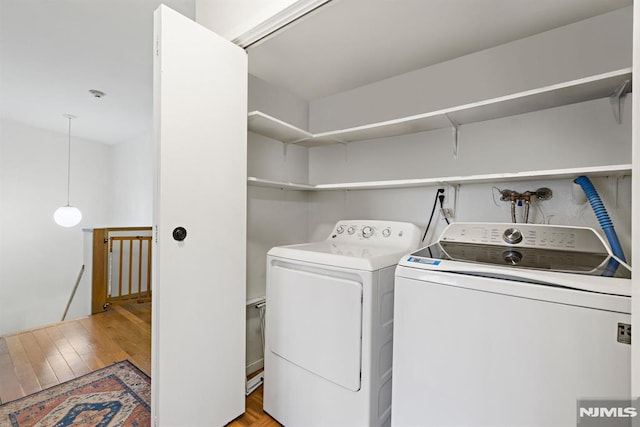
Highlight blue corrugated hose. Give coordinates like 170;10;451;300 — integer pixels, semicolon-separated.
573;176;626;276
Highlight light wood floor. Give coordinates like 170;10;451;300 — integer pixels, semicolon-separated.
0;302;280;426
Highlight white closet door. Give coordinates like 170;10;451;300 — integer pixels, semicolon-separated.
152;5;247;426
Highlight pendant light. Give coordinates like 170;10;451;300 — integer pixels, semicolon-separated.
54;114;82;227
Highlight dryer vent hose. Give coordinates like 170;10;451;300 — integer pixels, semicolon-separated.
573;176;626;263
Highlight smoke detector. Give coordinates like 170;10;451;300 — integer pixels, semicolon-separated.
89;89;106;98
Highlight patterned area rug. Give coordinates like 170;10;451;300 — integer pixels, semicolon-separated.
0;360;150;427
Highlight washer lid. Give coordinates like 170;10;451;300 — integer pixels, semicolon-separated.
412;242;631;278
398;248;631;297
268;241;411;271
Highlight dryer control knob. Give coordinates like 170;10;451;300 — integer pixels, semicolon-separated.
347;226;356;235
336;226;345;234
362;226;373;238
503;227;523;244
382;228;391;237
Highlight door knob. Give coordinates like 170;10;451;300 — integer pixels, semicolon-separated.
172;227;187;242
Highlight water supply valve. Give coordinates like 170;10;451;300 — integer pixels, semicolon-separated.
499;187;552;223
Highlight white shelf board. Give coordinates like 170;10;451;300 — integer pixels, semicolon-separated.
248;164;631;191
247;176;315;190
248;111;312;143
309;114;451;146
447;69;632;125
443;164;632;185
246;296;266;306
316;164;632;190
248;68;632;147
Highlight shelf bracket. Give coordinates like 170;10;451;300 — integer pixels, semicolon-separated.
444;114;460;159
609;79;631;124
613;174;630;208
282;141;290;156
338;141;348;162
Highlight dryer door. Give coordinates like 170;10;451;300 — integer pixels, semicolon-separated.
269;263;363;391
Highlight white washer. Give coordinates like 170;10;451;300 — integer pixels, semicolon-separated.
392;222;632;427
264;220;421;427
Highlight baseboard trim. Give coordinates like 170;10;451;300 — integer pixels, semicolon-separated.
246;358;264;375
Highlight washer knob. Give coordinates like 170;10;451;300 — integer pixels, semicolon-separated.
503;227;523;244
347;226;356;235
382;228;391;237
336;226;344;234
362;226;373;238
502;250;523;265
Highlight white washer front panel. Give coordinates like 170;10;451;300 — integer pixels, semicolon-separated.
396;263;631;313
269;264;363;391
392;275;631;427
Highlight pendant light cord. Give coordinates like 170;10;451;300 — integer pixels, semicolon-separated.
54;114;82;227
66;116;72;206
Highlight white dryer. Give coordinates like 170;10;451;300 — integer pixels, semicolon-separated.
264;220;421;427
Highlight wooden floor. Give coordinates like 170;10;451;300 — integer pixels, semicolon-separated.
0;302;279;426
229;374;282;427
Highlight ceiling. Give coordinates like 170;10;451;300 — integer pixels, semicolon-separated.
0;0;194;144
248;0;632;101
0;0;631;144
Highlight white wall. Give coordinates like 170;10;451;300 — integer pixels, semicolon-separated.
309;97;631;183
310;6;632;132
0;119;112;335
246;74;310;373
246;140;308;374
307;94;632;252
247;69;309;303
249;74;309;130
307;176;631;259
110;131;154;226
247;135;309;302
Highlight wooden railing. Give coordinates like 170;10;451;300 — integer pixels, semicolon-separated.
109;235;152;304
92;227;152;313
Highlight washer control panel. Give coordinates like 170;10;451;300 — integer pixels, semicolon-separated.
330;220;421;245
438;222;608;254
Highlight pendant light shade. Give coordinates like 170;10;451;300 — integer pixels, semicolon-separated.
54;206;82;227
54;114;82;227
